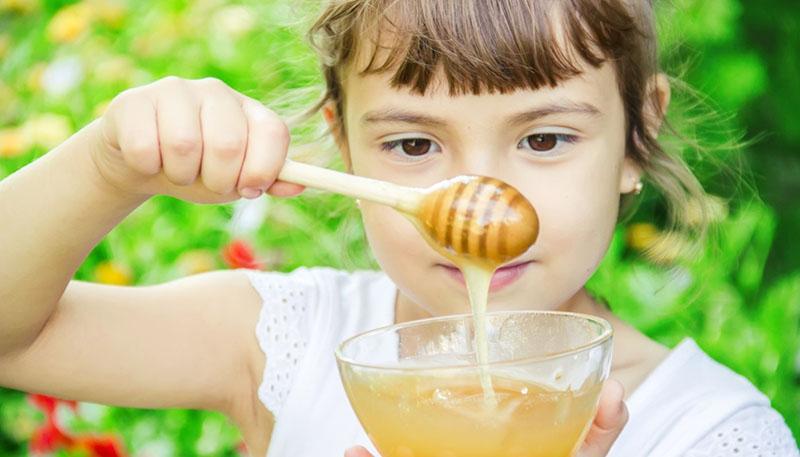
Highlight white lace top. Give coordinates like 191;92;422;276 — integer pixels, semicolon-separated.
243;267;799;457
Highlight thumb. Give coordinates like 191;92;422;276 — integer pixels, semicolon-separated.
578;379;629;457
344;446;374;457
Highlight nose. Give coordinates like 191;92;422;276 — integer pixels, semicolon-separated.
449;145;504;180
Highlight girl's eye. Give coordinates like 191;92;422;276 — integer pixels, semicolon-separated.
380;138;441;160
518;133;578;156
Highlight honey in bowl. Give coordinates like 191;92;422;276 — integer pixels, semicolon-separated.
337;311;613;457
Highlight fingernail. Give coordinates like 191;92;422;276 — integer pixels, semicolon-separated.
240;187;262;199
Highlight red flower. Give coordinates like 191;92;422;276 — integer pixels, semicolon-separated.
26;393;127;457
74;435;127;457
28;394;78;454
30;419;75;454
28;393;78;416
222;239;263;269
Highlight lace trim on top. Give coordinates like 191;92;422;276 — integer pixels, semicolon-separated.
245;269;313;418
686;405;799;457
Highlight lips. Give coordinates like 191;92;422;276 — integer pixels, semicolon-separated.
439;260;533;293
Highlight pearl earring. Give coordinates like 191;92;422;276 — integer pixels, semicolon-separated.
634;180;644;195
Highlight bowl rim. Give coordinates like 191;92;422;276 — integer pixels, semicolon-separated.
335;310;613;372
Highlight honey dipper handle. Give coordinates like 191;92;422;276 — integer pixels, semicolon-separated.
278;160;422;213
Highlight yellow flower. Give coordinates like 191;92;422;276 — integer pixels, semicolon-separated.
20;113;72;149
625;222;660;251
94;56;134;83
0;0;40;14
176;250;217;276
131;20;179;57
26;62;46;92
0;34;10;59
86;0;127;28
47;3;94;43
94;261;132;285
0;82;17;113
0;128;31;158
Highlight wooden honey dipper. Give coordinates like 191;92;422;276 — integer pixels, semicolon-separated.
278;160;539;265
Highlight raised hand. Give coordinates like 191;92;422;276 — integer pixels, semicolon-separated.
89;76;304;204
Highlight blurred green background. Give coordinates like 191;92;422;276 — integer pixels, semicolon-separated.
0;0;798;455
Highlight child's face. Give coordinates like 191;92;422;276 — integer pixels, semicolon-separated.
335;60;641;316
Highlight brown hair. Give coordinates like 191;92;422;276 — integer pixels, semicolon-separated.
302;0;717;261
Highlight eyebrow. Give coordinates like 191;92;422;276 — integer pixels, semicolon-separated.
360;101;602;128
505;101;602;126
361;108;448;128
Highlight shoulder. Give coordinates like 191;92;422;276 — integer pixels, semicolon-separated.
241;266;388;293
240;266;395;398
686;405;799;457
612;339;787;456
242;266;394;315
629;339;770;411
672;343;799;455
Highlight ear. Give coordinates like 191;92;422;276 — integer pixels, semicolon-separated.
322;102;352;172
621;73;671;194
619;156;643;194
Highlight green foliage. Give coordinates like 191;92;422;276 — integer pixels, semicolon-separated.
0;0;797;455
588;202;799;436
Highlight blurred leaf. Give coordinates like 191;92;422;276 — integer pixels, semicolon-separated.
699;51;768;110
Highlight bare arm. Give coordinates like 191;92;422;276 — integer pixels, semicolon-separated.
0;270;263;413
0;120;147;354
0;77;301;426
0;120;260;413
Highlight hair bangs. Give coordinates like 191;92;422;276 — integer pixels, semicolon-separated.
337;0;643;96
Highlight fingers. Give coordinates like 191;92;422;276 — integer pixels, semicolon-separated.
594;379;629;431
344;446;373;457
103;88;161;176
101;75;302;202
238;97;302;198
156;78;202;186
578;379;629;457
198;78;248;195
266;181;305;197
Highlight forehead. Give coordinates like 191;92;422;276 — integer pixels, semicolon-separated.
341;61;619;127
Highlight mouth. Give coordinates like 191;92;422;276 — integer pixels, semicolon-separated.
437;260;533;293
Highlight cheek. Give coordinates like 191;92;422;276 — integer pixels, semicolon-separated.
361;202;465;312
538;193;618;270
360;202;431;275
525;153;623;294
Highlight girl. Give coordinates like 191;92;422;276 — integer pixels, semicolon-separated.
0;1;796;457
